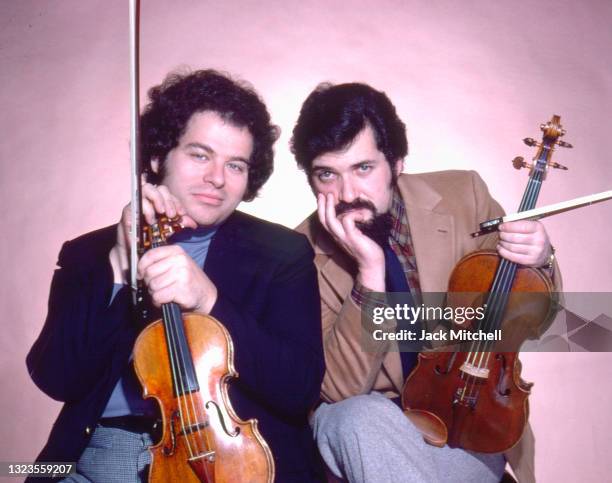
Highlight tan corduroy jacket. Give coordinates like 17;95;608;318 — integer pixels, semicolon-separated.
296;170;562;483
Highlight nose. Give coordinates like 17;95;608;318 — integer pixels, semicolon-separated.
204;160;225;188
338;177;357;203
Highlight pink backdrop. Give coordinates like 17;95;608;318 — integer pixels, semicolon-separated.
1;1;611;481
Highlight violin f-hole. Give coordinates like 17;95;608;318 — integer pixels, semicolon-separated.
495;354;511;397
162;410;179;456
206;400;241;438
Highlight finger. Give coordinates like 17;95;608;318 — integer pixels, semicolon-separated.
325;193;347;240
341;211;367;241
148;282;177;307
497;241;532;256
340;215;369;252
140;256;176;287
138;245;184;277
140;190;159;225
146;267;177;293
116;204;138;252
142;183;168;220
317;193;328;231
180;215;198;229
157;185;178;218
497;245;534;266
498;231;534;245
119;204;131;233
499;220;540;234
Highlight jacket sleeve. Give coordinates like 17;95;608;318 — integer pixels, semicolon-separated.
319;289;396;402
26;235;136;403
209;238;325;419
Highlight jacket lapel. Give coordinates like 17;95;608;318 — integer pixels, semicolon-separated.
384;176;455;390
398;175;456;293
204;212;257;299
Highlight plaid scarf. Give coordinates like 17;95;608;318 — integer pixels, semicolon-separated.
388;187;421;301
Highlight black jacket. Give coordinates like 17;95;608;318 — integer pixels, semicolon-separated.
26;211;325;482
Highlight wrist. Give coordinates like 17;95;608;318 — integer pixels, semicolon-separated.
540;245;555;271
357;267;385;292
195;285;218;315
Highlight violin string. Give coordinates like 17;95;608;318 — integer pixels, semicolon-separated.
154;229;213;460
465;255;513;402
162;303;195;459
168;306;207;458
154;235;196;459
472;229;519;397
464;264;506;383
179;315;213;462
459;137;554;410
157;227;212;459
482;156;542;369
475;152;544;381
462;265;499;399
173;307;212;457
468;157;545;402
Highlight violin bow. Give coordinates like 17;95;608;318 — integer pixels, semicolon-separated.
472;189;612;237
129;0;144;306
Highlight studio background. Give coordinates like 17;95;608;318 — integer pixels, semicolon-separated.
1;1;611;481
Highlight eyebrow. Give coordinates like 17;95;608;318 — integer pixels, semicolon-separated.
185;142;251;165
311;159;378;172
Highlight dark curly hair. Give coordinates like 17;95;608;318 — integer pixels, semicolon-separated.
291;82;408;178
140;69;279;201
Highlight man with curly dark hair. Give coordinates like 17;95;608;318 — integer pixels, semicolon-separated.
26;70;325;482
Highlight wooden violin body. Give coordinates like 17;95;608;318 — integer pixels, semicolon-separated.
134;312;275;482
402;250;554;453
402;115;569;453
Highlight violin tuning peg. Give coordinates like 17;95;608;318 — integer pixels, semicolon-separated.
512;156;532;170
556;140;573;148
523;137;538;147
547;161;569;170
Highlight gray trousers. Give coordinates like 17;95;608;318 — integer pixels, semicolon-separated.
61;426;152;483
312;392;506;483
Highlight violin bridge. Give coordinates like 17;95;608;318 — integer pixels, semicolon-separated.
190;450;216;463
459;362;490;379
188;450;216;482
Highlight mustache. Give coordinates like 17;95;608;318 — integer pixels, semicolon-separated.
335;199;377;217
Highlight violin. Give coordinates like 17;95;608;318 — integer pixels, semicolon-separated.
132;217;275;482
401;116;570;453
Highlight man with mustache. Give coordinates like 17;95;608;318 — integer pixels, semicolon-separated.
292;82;559;483
26;70;324;482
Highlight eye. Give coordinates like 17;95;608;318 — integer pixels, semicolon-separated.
190;152;209;162
356;163;373;174
227;161;248;173
317;170;336;182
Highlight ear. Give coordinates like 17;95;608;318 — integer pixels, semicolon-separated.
393;159;404;177
151;158;159;174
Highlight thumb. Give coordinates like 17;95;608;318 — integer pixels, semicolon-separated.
181;215;198;229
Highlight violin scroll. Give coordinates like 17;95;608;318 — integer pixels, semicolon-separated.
513;115;572;179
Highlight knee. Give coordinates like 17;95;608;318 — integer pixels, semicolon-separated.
315;393;399;442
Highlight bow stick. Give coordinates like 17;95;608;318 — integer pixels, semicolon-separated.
471;190;612;237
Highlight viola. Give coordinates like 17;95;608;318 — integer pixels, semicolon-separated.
401;116;570;453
